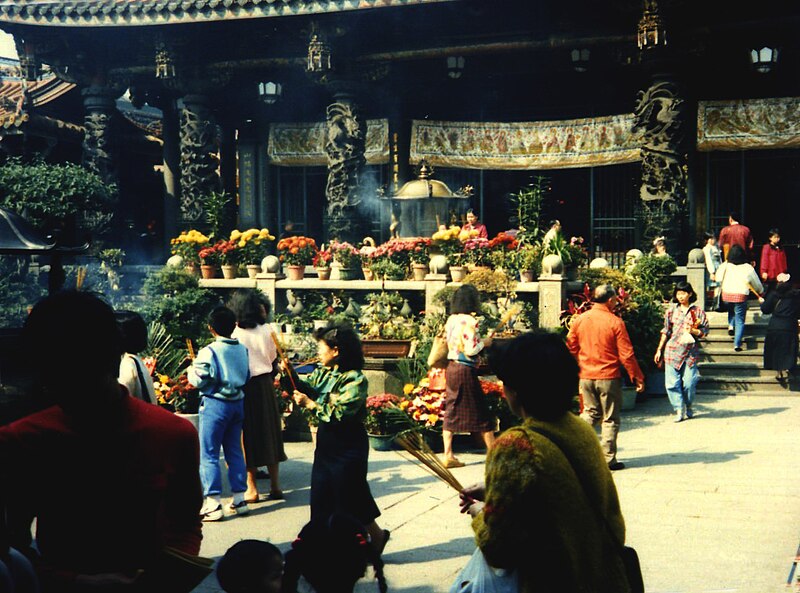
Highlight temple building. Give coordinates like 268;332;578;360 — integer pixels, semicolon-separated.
0;0;797;265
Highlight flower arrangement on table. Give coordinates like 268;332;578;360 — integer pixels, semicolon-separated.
408;238;432;266
329;240;361;269
213;239;239;265
480;378;519;430
432;225;467;266
277;236;319;266
312;248;332;269
198;243;222;266
232;228;275;264
170;229;210;266
154;372;200;414
463;237;492;268
364;393;411;435
399;382;444;430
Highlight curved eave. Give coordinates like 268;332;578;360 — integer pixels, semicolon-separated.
0;0;455;28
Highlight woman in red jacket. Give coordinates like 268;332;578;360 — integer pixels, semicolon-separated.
760;228;788;295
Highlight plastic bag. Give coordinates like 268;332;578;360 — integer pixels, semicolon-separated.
677;330;695;345
450;548;519;593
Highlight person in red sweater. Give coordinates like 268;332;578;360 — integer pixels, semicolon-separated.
718;211;754;262
760;228;788;294
0;292;203;592
566;284;644;471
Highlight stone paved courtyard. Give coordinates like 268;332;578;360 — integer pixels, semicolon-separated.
192;393;800;593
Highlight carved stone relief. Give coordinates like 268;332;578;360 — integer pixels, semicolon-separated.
325;99;366;240
179;96;220;223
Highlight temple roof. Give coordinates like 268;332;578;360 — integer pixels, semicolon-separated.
0;0;455;27
0;76;75;128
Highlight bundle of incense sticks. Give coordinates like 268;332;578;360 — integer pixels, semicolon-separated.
394;430;463;492
270;332;298;391
491;302;522;336
185;338;195;360
75;266;87;290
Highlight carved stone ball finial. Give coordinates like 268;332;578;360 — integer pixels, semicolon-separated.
687;248;705;264
625;248;644;262
589;257;610;269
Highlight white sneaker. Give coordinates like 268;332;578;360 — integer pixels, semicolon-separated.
674;410;685;423
200;504;224;522
228;500;250;516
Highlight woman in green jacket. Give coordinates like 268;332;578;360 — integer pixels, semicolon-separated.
287;324;390;556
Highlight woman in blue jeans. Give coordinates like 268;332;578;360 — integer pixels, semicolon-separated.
654;281;709;422
716;244;764;351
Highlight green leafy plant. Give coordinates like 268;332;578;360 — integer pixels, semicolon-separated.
142;267;220;343
203;191;233;240
143;320;190;381
628;254;677;301
0;158;118;238
509;176;547;245
360;291;418;340
370;259;406;281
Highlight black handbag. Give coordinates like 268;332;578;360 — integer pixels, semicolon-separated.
524;426;644;593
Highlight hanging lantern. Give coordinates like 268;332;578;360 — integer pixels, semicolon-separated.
258;81;283;104
637;0;667;51
307;27;332;74
154;41;176;80
750;46;779;73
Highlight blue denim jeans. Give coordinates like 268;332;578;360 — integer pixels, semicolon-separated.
198;396;247;497
665;361;699;412
727;301;747;348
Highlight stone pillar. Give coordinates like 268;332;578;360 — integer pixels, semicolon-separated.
179;94;220;224
81;86;118;187
537;275;564;329
255;272;284;322
424;273;449;316
161;99;181;250
686;263;706;311
632;69;688;254
324;84;367;243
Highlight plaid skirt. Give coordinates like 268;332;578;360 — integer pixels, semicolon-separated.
443;361;495;433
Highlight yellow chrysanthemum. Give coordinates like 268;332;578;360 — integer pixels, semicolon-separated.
230;230;242;241
403;383;414;395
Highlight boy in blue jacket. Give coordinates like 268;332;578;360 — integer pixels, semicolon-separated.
188;306;250;521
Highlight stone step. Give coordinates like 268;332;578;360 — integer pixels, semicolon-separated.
701;337;764;349
705;326;767;338
697;362;783;378
697;375;797;393
699;349;763;363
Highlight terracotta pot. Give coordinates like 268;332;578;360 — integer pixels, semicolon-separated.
316;267;331;280
362;339;413;358
221;264;237;280
411;263;428;281
519;270;535;283
338;267;357;281
200;264;217;279
362;268;375;281
449;265;467;282
286;265;305;281
246;264;261;279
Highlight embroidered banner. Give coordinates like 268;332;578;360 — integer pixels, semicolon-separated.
268;119;389;166
410;115;642;170
697;97;800;151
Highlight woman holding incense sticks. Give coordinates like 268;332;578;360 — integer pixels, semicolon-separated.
283;324;390;557
458;332;631;592
442;284;496;469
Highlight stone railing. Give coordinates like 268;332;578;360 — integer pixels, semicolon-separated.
199;272;584;329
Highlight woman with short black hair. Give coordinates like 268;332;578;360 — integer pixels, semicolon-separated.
286;323;389;557
716;244;763;351
228;289;286;502
442;284;496;468
115;310;157;404
459;332;632;593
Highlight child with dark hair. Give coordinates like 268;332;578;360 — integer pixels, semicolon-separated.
282;514;387;593
188;305;251;522
442;284;495;468
228;289;287;502
115;310;157;404
284;324;389;556
217;540;283;593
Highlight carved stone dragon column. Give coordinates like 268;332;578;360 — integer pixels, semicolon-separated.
179;94;220;224
81;86;119;188
632;77;688;254
324;86;367;243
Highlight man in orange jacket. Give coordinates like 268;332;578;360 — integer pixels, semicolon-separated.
567;284;645;471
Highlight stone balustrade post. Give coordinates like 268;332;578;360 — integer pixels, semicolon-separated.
424;274;449;316
686;262;706;311
537;274;564;329
256;272;284;322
